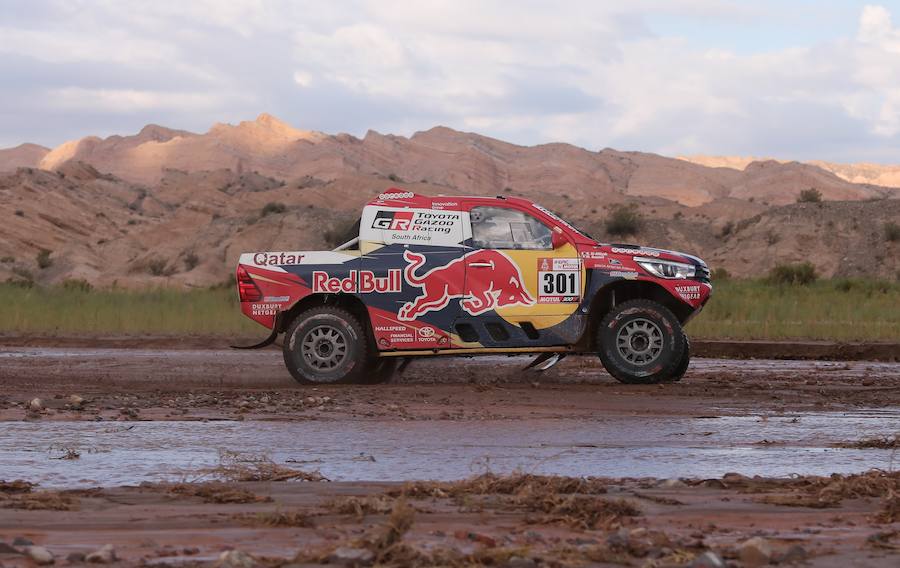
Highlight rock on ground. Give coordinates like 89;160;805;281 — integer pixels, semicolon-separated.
739;537;772;566
690;551;726;568
85;544;117;563
327;546;375;566
217;550;257;568
26;546;55;565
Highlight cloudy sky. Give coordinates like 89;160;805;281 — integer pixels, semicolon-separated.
2;0;900;162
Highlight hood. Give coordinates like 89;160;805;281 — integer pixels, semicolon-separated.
578;242;710;282
601;243;705;266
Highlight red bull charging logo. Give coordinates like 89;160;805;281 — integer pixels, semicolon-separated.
398;250;535;320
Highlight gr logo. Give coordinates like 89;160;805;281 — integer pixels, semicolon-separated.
372;210;414;230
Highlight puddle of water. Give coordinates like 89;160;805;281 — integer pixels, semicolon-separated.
2;410;898;488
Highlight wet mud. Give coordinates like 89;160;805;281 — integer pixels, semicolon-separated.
0;347;898;566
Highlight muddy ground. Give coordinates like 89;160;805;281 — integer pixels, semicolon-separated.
2;335;898;361
0;346;899;566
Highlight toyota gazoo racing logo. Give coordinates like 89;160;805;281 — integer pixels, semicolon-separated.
372;210;460;235
398;250;535;320
372;210;414;230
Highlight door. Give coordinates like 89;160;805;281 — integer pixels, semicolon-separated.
458;204;584;344
359;204;468;349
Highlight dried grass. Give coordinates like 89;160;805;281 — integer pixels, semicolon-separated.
412;547;533;567
755;494;838;508
719;469;899;499
723;470;900;516
3;490;76;510
630;491;685;506
0;480;35;494
292;489;638;567
372;500;415;550
866;530;899;550
166;482;270;504
815;470;900;502
876;491;900;524
390;473;633;531
247;509;314;527
521;495;640;530
199;451;328;483
835;435;900;449
326;495;397;518
391;472;607;500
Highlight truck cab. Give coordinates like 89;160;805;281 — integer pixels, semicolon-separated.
236;190;711;385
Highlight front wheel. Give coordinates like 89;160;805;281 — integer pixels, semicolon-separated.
597;299;686;384
283;307;370;384
662;335;691;383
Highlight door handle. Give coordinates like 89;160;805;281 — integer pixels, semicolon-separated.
469;262;494;268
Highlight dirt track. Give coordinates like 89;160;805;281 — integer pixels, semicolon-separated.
2;346;899;421
2;335;898;361
1;347;899;566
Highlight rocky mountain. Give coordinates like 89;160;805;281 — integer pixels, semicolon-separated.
9;114;897;207
0;114;898;287
0;143;49;171
681;155;900;189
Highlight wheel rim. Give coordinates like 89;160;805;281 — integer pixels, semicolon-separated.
301;325;348;372
616;318;664;365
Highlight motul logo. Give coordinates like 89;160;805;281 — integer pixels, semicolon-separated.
313;270;402;293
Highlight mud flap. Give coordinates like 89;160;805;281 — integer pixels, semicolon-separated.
397;357;414;375
230;313;281;350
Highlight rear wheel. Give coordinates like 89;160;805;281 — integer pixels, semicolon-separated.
597;299;685;384
283;307;369;384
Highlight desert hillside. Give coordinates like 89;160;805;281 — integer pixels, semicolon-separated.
0;114;898;287
0;143;49;171
680;155;900;189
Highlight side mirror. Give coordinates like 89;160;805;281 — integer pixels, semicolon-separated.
551;227;567;249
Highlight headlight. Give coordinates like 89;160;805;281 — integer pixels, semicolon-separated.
634;257;696;279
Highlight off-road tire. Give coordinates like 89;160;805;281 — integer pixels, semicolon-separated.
662;335;690;383
283;307;369;385
597;299;686;385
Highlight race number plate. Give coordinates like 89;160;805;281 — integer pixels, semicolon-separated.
537;258;580;304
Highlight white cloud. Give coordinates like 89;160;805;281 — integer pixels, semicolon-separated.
3;1;900;161
292;71;313;88
49;88;235;113
0;26;178;65
859;4;896;42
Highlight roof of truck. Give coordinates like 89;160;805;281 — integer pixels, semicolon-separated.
366;189;534;211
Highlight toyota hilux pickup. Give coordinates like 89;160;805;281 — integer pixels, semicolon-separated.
235;191;711;385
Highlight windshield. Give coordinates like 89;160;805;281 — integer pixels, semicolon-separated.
531;203;595;241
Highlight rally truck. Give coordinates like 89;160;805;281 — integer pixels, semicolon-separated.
235;191;711;385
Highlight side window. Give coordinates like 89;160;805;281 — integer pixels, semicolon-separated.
470;206;552;250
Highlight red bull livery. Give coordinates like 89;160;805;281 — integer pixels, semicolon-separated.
235;191;712;385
